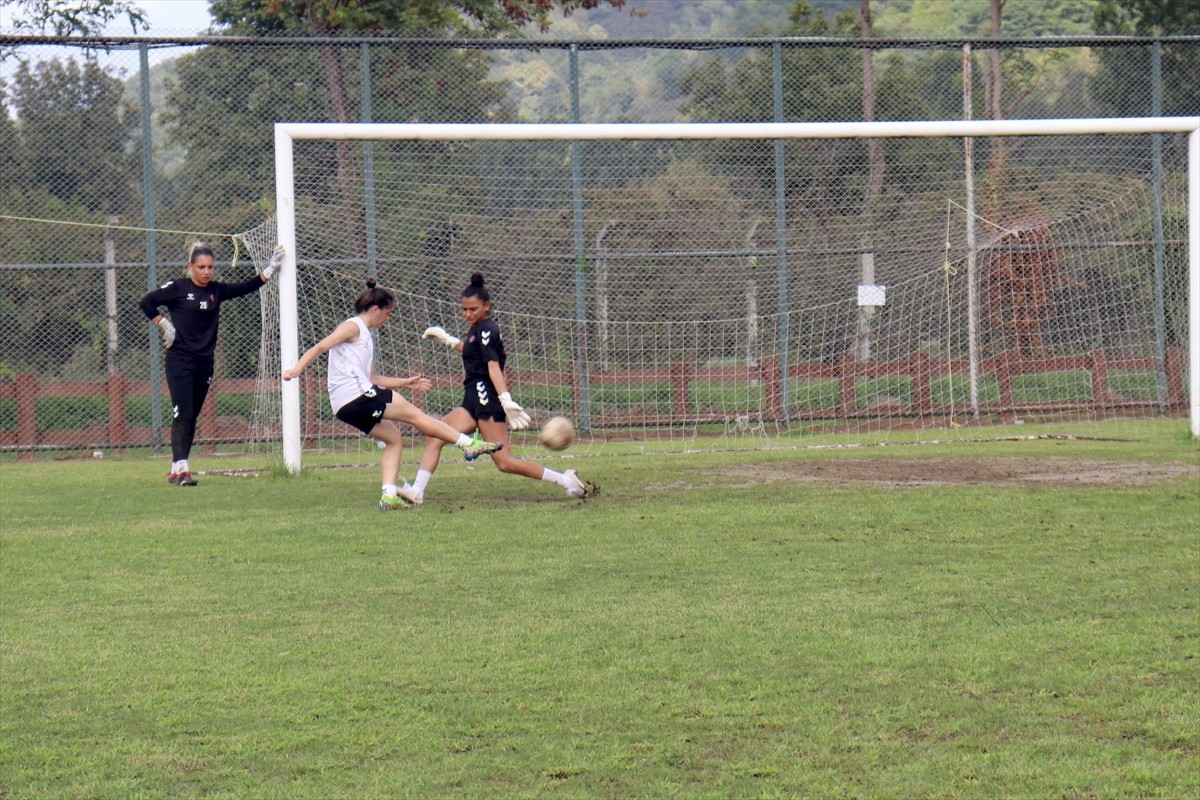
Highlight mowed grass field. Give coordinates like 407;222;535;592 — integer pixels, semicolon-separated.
2;425;1198;798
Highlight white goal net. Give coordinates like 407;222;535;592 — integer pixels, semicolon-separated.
264;120;1199;473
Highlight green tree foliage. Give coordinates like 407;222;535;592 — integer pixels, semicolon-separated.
872;0;1100;37
162;0;630;242
676;1;958;217
0;57;144;378
1092;0;1200;115
681;1;862;124
9;58;139;214
0;81;24;194
0;0;147;36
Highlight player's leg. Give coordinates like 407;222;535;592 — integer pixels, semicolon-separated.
475;417;536;478
475;418;593;497
163;355;191;475
381;395;501;459
163;354;205;486
412;407;477;502
177;361;213;486
368;420;414;510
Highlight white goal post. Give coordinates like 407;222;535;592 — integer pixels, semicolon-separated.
275;118;1200;474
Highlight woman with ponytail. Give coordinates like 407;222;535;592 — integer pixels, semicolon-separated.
414;273;595;503
139;241;283;487
283;278;504;510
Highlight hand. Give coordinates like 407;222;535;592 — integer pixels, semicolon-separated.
421;326;461;349
406;375;433;392
262;244;285;280
498;392;531;430
282;366;301;381
158;317;176;349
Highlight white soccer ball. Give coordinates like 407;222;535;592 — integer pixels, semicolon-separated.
538;415;576;451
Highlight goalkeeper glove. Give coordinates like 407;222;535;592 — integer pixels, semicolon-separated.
421;326;461;349
498;392;531;430
261;244;285;280
158;317;176;349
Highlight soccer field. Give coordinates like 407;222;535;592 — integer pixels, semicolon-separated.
2;425;1198;798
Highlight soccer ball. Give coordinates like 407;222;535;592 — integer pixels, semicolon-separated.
539;415;576;451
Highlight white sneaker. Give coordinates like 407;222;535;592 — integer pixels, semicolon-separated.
398;484;423;506
563;468;595;498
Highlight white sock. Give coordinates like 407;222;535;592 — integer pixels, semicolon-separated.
455;433;473;448
177;459;189;473
541;468;565;487
382;483;397;497
413;469;433;495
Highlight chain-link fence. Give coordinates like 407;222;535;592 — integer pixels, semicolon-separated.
1;34;1197;456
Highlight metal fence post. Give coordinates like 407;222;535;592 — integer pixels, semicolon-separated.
361;42;378;279
139;42;162;451
570;44;591;430
1151;39;1168;413
772;42;790;421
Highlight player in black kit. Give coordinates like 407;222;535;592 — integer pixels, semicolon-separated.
138;242;283;486
412;273;594;502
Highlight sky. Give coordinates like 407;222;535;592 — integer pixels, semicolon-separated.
0;0;213;36
1;0;215;79
117;0;213;36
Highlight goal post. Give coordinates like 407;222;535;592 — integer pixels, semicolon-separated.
274;118;1199;474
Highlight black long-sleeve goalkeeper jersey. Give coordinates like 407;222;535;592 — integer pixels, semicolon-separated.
139;274;264;359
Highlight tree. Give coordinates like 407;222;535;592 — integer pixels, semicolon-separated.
1092;0;1200;116
9;57;139;215
860;0;883;206
1;0;147;35
0;56;143;378
0;80;23;194
186;0;633;257
1;0;147;61
678;0;913;216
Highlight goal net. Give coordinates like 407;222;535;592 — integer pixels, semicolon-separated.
264;120;1199;473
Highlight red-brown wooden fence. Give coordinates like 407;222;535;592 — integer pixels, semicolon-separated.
0;346;1187;457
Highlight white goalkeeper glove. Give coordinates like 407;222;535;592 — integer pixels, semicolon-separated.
261;244;285;280
498;392;531;430
157;316;176;349
421;326;461;349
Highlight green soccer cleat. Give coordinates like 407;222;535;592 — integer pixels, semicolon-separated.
378;494;407;511
461;435;503;462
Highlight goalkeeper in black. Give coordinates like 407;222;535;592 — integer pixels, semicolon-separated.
138;242;283;486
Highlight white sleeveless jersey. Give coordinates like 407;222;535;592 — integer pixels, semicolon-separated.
327;316;374;412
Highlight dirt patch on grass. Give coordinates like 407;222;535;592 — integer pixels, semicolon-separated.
720;458;1200;488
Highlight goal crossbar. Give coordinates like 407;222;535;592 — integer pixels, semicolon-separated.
278;117;1200;141
274;118;1200;473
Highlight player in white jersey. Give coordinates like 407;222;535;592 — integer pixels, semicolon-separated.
283;279;503;511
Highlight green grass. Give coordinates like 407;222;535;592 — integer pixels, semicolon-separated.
2;430;1198;798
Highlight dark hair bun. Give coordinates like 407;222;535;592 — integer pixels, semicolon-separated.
469;273;485;286
365;278;377;289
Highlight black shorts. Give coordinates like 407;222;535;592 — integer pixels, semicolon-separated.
462;378;507;423
335;386;394;435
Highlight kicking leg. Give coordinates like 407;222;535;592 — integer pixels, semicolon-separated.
476;418;594;498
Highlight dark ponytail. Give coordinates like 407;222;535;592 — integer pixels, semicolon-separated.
354;278;395;314
461;272;490;303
